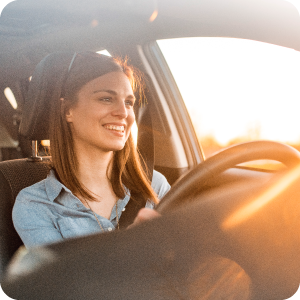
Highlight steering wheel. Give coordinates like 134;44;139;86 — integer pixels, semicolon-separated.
156;140;300;213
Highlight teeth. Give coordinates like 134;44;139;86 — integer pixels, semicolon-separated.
104;125;124;132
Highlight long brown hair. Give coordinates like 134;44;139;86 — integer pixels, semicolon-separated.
49;52;158;204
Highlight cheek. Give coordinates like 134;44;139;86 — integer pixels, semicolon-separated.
127;111;135;129
76;106;100;122
69;108;97;134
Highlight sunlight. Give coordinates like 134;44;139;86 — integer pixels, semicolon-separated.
41;140;50;147
222;163;300;230
158;37;300;159
96;50;111;57
131;120;138;146
187;256;250;300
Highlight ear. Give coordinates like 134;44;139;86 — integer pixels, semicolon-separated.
60;98;73;123
65;108;73;123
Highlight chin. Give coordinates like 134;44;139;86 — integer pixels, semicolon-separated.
103;143;126;152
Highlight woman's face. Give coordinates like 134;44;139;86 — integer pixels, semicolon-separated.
65;71;135;153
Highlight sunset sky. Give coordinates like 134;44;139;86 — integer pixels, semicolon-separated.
158;37;300;147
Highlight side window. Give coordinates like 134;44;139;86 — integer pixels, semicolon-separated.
157;37;300;170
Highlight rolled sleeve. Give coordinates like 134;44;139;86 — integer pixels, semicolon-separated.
151;170;171;199
146;170;171;209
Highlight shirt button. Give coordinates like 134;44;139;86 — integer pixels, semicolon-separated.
122;208;126;211
107;227;112;231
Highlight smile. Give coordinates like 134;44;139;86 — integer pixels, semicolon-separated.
103;125;125;132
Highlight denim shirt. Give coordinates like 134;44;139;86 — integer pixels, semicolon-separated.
12;170;170;248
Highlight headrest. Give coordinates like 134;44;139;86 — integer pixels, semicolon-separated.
19;52;73;141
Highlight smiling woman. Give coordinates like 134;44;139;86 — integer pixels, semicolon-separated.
64;72;136;155
12;51;170;247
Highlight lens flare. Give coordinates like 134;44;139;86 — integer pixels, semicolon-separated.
149;10;158;22
222;163;300;230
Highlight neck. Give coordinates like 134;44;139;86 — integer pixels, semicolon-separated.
74;143;114;197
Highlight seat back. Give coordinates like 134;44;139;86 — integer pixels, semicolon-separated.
0;159;49;279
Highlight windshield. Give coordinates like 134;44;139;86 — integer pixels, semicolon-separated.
158;37;300;169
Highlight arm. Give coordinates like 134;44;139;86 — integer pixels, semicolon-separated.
131;170;171;227
151;170;171;200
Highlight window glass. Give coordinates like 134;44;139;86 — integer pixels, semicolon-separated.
157;38;300;169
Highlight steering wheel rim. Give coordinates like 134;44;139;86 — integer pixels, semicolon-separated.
156;140;300;213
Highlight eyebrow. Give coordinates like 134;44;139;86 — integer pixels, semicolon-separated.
93;89;117;95
93;89;136;100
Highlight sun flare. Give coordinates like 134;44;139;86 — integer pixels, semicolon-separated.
222;163;300;230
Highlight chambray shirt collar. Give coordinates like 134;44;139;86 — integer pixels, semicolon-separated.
45;170;74;202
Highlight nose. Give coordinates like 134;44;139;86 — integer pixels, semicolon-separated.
111;100;128;119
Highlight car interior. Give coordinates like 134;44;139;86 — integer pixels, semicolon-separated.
1;0;300;299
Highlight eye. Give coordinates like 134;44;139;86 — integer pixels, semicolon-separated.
125;99;134;107
99;97;112;103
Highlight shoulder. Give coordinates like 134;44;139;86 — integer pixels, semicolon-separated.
13;178;50;223
151;170;169;188
151;170;171;200
13;173;59;229
15;169;63;205
15;179;48;204
13;179;48;229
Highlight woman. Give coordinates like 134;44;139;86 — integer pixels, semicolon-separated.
13;52;170;248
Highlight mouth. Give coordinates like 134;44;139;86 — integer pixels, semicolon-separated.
103;124;125;133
